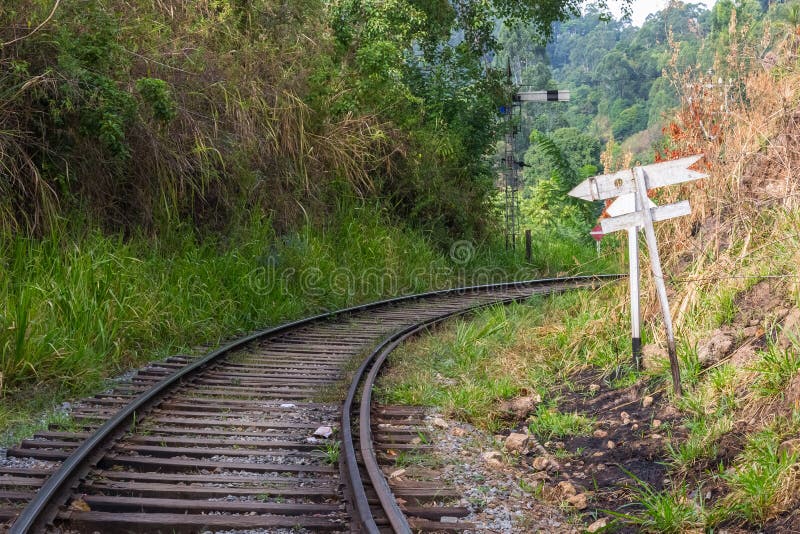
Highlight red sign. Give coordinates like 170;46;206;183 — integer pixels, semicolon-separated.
590;224;604;242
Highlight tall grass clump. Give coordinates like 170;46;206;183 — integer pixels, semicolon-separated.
613;475;707;533
527;404;594;442
716;428;800;526
751;335;800;397
0;205;508;437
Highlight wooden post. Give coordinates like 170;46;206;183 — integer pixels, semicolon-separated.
628;226;641;369
525;230;532;263
630;186;642;369
635;167;681;395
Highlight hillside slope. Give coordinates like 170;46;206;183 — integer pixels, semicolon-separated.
378;7;800;532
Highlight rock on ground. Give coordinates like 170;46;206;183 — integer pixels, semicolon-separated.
697;327;737;367
641;344;668;371
499;394;541;420
503;433;529;453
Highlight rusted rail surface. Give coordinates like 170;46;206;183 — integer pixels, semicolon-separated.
1;276;618;533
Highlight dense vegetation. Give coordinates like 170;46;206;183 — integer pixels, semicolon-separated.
0;0;630;436
0;0;627;240
500;0;800;243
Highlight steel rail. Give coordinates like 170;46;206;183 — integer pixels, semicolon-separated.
11;274;620;533
356;297;521;533
341;276;615;532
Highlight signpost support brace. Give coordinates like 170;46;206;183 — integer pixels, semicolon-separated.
628;226;641;369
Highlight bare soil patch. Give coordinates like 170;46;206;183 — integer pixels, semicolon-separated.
495;370;686;530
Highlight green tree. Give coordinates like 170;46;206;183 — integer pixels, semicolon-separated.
611;102;648;138
330;0;632;239
520;131;597;238
497;0;714;147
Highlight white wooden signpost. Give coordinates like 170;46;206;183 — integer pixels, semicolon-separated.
568;155;707;395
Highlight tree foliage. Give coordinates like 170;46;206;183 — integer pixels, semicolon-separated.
506;1;793;242
521;131;596;237
0;0;630;240
499;2;713;160
501;2;715;240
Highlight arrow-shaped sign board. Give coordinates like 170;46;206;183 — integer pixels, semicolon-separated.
606;193;655;218
601;201;691;234
568;155;706;201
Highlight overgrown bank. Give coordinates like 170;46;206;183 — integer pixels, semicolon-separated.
379;5;800;532
0;0;608;242
0;203;620;444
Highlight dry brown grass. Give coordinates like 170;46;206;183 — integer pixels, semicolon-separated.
603;19;800;353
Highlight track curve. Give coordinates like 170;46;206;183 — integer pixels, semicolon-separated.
2;275;619;533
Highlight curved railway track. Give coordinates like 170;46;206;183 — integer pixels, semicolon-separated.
1;276;618;533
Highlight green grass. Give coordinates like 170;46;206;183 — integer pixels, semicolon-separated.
712;288;739;327
751;335;800;397
525;229;622;276
378;300;545;430
377;285;628;432
0;206;550;443
527;404;595;442
377;302;529;430
665;362;739;470
317;440;341;465
647;342;704;395
715;427;799;526
708;363;738;394
517;477;545;497
613;474;706;533
666;413;733;470
616;417;800;531
392;451;442;469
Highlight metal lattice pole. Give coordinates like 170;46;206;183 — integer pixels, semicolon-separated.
504;88;570;250
503;101;517;250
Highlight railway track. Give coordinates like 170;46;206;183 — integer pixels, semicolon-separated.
0;276;617;533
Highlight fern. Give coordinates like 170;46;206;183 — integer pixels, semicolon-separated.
526;130;597;231
529;130;577;192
